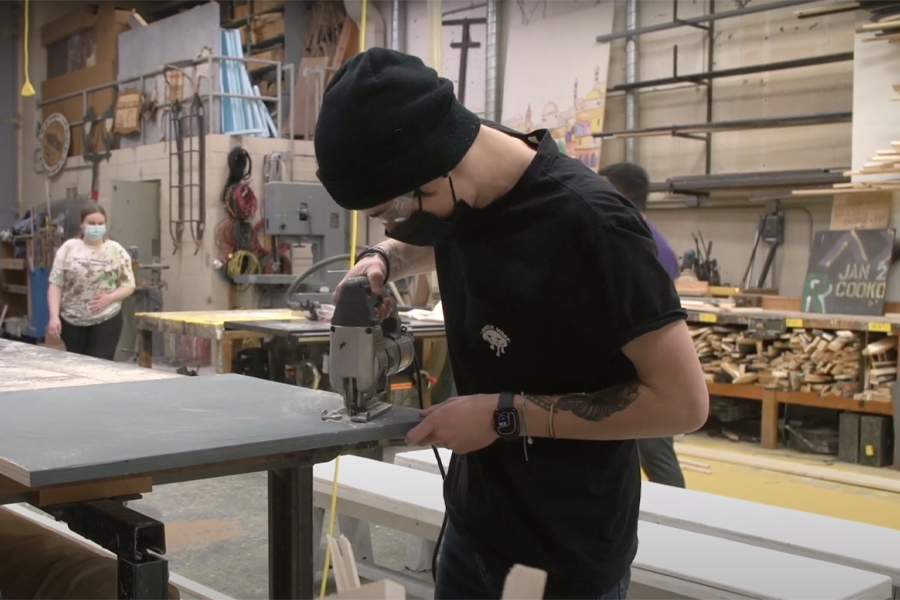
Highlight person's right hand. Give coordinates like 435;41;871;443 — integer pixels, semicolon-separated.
47;317;62;339
332;255;393;319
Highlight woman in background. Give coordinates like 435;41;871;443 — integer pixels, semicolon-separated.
46;204;136;361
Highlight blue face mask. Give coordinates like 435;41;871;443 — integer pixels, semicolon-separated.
84;225;106;241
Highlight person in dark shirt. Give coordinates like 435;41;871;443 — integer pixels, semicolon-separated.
598;162;687;489
314;48;709;600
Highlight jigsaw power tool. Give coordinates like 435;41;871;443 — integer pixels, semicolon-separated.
323;276;416;423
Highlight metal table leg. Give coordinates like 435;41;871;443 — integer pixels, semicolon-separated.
48;499;168;600
269;466;315;599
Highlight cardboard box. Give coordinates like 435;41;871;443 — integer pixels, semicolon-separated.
40;4;132;158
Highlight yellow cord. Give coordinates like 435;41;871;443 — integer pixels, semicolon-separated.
21;0;35;97
319;5;367;596
226;249;261;293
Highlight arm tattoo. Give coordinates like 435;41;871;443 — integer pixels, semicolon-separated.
525;380;641;422
374;242;402;282
374;242;434;281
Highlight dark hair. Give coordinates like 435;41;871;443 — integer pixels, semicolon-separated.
598;162;650;212
80;203;107;240
81;203;107;223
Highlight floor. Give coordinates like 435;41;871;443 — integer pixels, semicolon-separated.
127;436;900;600
134;365;900;598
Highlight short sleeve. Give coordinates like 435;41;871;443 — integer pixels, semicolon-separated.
48;243;70;286
587;218;686;349
116;245;137;288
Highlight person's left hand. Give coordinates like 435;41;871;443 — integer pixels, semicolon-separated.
405;394;499;454
89;294;112;313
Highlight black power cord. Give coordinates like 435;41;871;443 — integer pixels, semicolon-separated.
411;354;448;583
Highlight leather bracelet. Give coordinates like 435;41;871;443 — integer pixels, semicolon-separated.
356;247;392;283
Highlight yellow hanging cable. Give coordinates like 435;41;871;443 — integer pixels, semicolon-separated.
318;3;367;597
20;0;35;97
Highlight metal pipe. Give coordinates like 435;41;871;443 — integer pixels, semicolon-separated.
596;0;816;43
594;111;852;139
705;0;715;175
484;0;499;121
608;52;854;92
391;0;404;52
624;0;638;162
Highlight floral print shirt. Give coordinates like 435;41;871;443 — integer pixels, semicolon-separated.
49;239;136;326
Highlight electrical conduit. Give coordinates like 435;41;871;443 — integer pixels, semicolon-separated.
319;1;367;596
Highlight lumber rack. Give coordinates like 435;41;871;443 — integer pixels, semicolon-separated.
599;0;851;175
647;168;851;197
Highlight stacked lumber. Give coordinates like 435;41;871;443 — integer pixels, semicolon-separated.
855;335;898;402
692;325;864;397
859;8;900;44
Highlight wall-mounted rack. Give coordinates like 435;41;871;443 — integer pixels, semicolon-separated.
597;0;850;177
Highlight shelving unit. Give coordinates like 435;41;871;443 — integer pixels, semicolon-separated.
682;306;897;467
0;230;60;341
594;0;853;184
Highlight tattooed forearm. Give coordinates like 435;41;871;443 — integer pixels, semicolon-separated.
525;380;641;422
375;240;435;281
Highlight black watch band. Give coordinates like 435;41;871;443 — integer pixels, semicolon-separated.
356;247;392;283
494;391;520;442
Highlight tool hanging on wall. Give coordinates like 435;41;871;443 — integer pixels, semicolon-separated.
689;231;721;285
82;105;116;201
165;67;207;255
740;209;785;290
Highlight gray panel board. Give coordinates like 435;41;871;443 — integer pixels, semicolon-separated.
0;374;421;488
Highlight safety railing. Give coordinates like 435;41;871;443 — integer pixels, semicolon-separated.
36;55;302;144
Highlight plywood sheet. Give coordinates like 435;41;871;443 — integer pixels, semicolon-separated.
0;375;420;488
0;339;174;394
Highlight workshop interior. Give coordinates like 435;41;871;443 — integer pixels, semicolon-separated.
2;0;900;599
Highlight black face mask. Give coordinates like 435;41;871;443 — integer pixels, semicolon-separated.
385;178;472;247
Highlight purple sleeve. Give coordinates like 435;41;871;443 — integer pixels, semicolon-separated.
645;221;680;281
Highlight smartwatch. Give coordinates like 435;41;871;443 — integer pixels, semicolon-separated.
494;391;520;442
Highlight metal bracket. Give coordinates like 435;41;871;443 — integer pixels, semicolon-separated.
746;317;787;341
48;499;169;600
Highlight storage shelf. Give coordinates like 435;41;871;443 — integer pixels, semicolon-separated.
684;307;900;333
707;383;893;416
0;258;25;270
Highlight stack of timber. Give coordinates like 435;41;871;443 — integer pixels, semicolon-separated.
857;335;898;402
792;142;900;195
859;6;900;44
692;325;865;397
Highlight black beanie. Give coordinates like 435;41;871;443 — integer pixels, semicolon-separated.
314;48;482;210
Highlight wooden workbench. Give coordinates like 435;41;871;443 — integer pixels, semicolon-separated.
134;309;306;373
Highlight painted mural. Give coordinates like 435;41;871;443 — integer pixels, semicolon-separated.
501;1;614;169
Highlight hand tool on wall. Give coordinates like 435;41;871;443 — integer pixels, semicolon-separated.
740;209;785;290
166;67;208;255
82;104;116;201
689;232;721;285
323;276;416;423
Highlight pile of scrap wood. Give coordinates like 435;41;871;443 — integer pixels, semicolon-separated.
855;335;898;402
692;325;865;397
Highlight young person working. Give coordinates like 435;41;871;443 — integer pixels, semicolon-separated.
314;48;708;599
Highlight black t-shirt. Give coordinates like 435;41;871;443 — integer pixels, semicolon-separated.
434;125;686;594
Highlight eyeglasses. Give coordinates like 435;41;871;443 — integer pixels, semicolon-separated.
368;191;417;224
